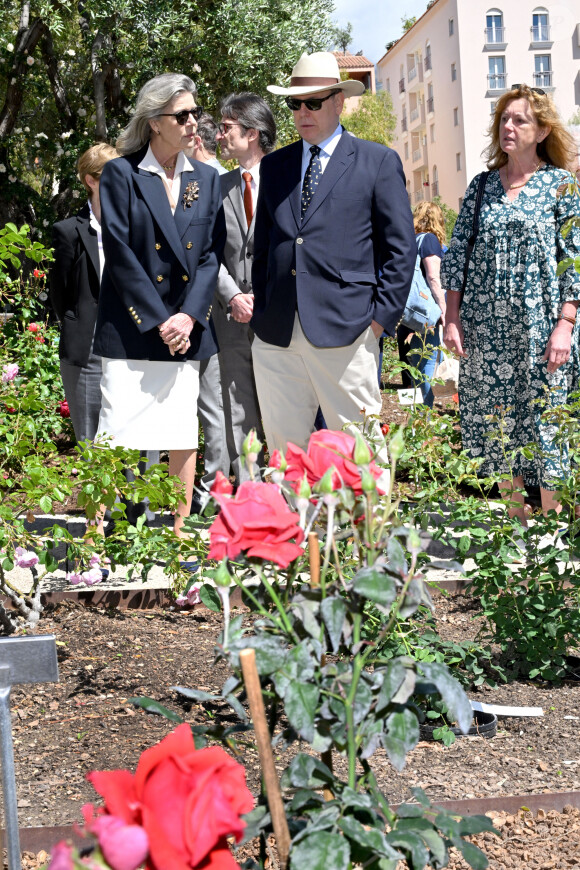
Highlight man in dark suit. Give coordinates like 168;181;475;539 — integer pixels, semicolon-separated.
251;52;416;453
213;93;276;482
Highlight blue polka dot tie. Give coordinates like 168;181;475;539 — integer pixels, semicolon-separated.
301;145;322;220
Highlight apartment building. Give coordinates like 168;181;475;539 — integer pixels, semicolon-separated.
376;0;580;211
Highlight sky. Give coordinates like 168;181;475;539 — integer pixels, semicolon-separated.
331;0;430;65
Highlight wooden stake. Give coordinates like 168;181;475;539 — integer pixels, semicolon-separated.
239;648;291;869
308;531;320;587
307;531;334;799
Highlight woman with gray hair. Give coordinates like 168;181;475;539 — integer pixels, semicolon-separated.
93;72;225;540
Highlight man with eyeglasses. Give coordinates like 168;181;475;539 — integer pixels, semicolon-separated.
251;52;416;454
212;93;277;483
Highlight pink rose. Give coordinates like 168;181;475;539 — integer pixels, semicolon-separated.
176;585;201;606
89;814;149;870
82;567;103;586
285;430;386;497
47;841;74;870
208;481;304;568
14;546;39;569
210;471;233;496
2;363;18;383
88;723;254;870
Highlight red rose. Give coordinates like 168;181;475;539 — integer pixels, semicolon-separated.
285;430;386;497
33;269;45;278
208;480;304;568
210;470;233;496
35;335;45;343
88;724;253;870
27;322;39;332
58;400;70;418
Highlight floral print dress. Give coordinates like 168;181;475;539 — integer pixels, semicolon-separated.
441;165;580;486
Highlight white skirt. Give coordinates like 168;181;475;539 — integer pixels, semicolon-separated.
96;358;200;450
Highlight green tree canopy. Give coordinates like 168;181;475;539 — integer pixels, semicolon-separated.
342;92;397;147
0;0;335;232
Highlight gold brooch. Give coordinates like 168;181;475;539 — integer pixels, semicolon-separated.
182;180;199;210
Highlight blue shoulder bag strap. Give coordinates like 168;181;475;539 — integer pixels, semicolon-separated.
460;171;489;303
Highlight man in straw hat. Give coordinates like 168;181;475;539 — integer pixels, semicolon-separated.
251;51;416;454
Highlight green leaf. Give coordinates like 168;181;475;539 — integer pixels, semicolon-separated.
199;584;222;611
39;494;52;513
171;686;218;702
419;661;472;734
128;696;183;722
284;681;319;742
451;838;489;869
456;815;496;836
339;816;401;860
225;693;248;723
282;753;333;789
418;829;447;865
353;566;397;609
384;709;420;771
320;597;346;652
290;832;350;870
376;660;415;710
385;831;429;869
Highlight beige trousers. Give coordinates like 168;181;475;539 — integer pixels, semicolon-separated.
252;315;382;454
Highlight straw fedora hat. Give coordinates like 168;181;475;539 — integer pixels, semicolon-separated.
267;51;365;97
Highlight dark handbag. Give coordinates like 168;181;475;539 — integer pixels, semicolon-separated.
401;233;441;331
460;171;489;300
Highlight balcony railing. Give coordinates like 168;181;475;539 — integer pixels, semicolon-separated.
487;73;507;90
533;71;552;88
399;77;405;93
484;26;505;44
401;117;408;132
424;54;432;71
412;148;422;163
410;107;419;122
408;65;417;82
426;96;434;113
431;181;439;197
531;24;550;42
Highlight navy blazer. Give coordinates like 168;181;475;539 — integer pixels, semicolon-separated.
50;204;101;367
251;132;416;348
94;146;225;361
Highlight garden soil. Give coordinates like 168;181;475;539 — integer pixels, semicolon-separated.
5;594;580;869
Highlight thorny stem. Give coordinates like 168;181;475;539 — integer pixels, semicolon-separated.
345;610;363;789
218;586;231;650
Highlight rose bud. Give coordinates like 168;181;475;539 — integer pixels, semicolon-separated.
389;428;405;461
352;430;372;466
268;449;287;472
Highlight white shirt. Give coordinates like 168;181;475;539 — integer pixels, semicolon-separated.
88;200;104;279
300;124;343;184
138;145;194;214
238;163;260;213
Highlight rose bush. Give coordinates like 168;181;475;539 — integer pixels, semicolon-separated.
48;724;253;870
208;480;304;568
284;429;387;497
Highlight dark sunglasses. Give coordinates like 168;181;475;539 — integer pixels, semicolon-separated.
510;83;546;96
284;91;340;111
158;107;204;125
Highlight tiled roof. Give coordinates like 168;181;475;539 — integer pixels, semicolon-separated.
333;51;373;69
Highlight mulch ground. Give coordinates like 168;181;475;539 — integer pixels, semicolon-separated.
5;591;580;868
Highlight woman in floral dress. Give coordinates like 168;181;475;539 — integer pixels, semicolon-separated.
442;84;580;522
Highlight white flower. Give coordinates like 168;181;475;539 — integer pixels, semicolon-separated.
26;56;34;65
66;49;75;56
61;130;72;139
37;132;48;139
14;127;21;134
43;219;49;226
72;190;79;198
0;164;6;173
193;64;201;73
24;126;30;132
6;43;13;51
33;142;39;148
10;77;16;84
77;108;86;117
56;148;63;156
8;175;15;182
